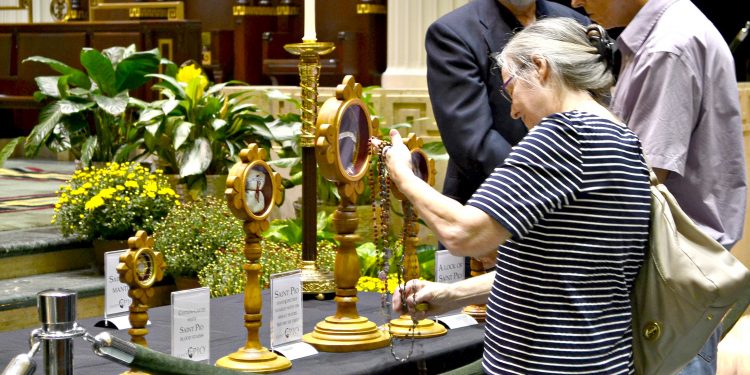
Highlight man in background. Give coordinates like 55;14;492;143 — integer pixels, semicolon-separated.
571;0;747;373
427;0;587;209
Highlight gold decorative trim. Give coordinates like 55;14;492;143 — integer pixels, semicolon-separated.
356;3;386;15
232;5;299;17
90;1;184;21
158;38;174;62
68;9;87;21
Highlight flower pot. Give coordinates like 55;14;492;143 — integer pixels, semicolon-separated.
92;238;129;274
174;275;202;290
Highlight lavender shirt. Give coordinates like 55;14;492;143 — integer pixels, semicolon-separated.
611;0;747;248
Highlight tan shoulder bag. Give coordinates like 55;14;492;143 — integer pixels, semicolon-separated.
631;171;750;375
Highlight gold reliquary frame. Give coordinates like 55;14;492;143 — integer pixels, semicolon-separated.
315;75;379;200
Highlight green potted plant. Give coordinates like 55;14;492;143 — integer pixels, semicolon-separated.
52;161;180;271
135;62;298;200
154;196;336;296
153;197;243;289
0;45;162;167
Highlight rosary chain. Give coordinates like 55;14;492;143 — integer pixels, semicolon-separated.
369;137;419;362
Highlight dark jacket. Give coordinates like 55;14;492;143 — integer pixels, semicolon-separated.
427;0;588;204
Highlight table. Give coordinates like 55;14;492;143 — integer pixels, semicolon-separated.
0;291;485;374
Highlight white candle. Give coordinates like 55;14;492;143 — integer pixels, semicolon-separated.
303;0;316;42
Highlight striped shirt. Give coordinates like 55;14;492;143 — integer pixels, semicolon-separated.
467;111;649;374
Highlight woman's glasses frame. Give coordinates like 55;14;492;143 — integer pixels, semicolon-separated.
500;75;514;103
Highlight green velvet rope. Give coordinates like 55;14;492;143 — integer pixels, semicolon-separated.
131;345;255;375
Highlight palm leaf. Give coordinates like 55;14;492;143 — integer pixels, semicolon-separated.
80;136;98;167
23;102;63;158
0;137;23;167
80;48;117;96
22;56;90;89
115;48;161;92
147;74;186;99
178;137;212;177
93;91;129;116
34;76;62;98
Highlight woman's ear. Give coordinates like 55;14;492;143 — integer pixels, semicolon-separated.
531;56;550;85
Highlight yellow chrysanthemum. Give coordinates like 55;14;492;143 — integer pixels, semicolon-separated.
125;180;139;189
144;180;157;192
84;196;105;211
158;187;176;196
99;188;117;199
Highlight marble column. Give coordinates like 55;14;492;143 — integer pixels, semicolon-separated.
380;0;467;89
0;0;54;23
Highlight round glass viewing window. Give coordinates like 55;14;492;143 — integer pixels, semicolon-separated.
338;104;370;178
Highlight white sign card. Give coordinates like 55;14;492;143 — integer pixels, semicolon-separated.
436;313;479;330
271;270;303;347
270;270;317;360
435;250;466;284
95;250;132;329
171;287;211;362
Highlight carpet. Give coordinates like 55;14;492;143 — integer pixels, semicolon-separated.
0;160;74;231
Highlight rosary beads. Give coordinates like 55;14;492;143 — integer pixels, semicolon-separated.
369;137;419;362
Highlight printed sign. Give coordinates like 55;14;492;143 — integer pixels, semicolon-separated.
436;313;479;330
270;270;303;348
435;250;465;283
171;287;210;362
104;250;131;318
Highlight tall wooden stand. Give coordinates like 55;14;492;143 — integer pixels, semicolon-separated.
388;135;447;339
462;258;487;322
116;230;166;375
218;145;291;373
303;76;389;352
302;185;390;351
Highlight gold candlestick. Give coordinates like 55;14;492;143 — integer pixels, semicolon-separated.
217;145;291;373
388;135;447;339
116;230;166;375
284;41;336;298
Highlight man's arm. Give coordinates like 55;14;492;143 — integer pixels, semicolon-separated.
621;51;700;176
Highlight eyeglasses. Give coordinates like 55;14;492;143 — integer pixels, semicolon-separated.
500;75;514;103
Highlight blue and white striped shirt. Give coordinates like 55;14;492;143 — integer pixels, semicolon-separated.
467;111;649;374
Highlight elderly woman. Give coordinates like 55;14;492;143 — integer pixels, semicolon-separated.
386;18;649;374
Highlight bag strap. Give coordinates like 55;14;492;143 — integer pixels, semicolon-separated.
648;168;660;187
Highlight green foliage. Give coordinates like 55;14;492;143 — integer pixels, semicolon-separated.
356;241;437;282
198;240;337;297
258;240;337;290
8;45;161;167
263;211;336;244
52;162;179;240
137;64;298;200
153;197;243;277
0;138;23;168
198;247;245;298
155;197;337;296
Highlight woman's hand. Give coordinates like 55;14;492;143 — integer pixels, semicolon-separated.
382;129;415;186
392;279;455;321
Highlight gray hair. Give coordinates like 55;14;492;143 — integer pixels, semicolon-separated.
494;17;614;104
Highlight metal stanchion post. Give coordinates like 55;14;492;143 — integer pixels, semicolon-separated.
37;289;77;375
